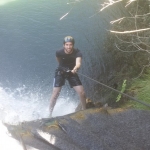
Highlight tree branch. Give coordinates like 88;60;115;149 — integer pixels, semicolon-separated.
109;28;150;34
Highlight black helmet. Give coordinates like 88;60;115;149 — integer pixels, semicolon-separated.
63;36;75;45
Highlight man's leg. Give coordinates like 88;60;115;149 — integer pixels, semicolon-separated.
49;87;62;117
73;85;86;110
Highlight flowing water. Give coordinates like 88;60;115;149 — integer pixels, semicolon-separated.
0;0;126;124
0;0;128;149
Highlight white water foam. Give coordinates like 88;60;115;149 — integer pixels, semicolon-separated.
0;121;24;150
0;86;77;125
0;85;78;150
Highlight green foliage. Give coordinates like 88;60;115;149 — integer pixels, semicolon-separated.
116;79;127;102
127;70;150;110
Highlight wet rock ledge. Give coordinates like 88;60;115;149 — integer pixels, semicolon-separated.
5;107;150;150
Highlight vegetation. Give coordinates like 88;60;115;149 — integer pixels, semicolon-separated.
116;79;127;102
101;0;150;109
126;69;150;110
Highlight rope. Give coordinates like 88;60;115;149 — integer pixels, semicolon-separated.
77;72;150;108
57;66;150;108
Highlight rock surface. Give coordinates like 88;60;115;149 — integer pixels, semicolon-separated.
5;108;150;150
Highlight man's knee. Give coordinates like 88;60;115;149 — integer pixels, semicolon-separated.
74;86;85;96
52;87;61;98
78;90;85;97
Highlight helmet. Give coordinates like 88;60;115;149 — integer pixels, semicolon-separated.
63;36;75;45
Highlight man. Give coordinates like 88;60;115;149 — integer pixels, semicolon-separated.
49;36;86;117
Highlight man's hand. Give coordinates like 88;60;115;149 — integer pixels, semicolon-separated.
71;57;81;74
71;68;77;74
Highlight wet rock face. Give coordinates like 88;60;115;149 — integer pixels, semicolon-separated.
75;98;103;111
5;108;150;150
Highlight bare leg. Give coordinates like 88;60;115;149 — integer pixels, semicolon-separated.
73;85;86;110
49;87;62;117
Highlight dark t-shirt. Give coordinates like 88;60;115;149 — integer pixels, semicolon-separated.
56;48;82;70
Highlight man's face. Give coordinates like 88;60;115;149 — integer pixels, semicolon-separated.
64;42;73;53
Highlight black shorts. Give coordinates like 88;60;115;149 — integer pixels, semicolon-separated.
53;68;82;88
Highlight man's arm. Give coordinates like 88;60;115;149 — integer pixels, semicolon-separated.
72;57;82;73
56;57;60;63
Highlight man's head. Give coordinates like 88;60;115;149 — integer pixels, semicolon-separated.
63;36;75;54
63;36;75;45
